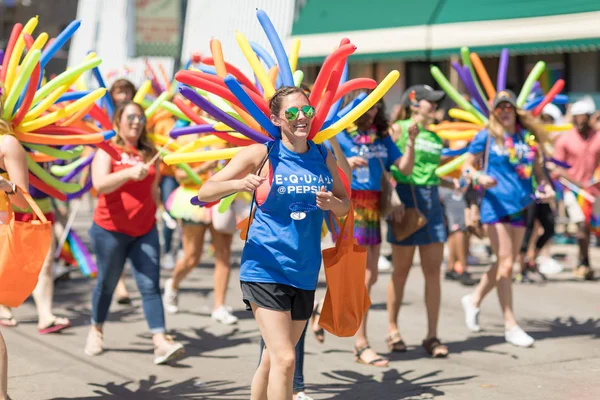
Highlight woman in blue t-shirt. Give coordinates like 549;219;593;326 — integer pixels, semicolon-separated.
197;86;350;399
461;90;554;348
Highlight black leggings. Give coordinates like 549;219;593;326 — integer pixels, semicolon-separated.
520;202;555;254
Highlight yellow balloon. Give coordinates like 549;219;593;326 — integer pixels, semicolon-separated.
134;80;152;104
24;78;78;122
2;50;41;120
213;122;234;132
75;75;88;91
4;16;39;92
28;32;49;54
289;39;301;73
448;108;484;125
435;129;478;141
164;147;241;165
235;31;275;98
543;123;573;132
314;70;400;143
20;88;107;132
147;133;181;150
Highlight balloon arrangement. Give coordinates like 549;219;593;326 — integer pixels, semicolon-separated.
161;9;400;210
429;46;572;177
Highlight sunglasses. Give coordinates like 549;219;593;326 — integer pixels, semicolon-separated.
284;105;315;121
495;103;515;112
126;114;147;124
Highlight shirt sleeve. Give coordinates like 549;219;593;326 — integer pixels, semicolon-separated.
383;135;402;170
469;129;489;155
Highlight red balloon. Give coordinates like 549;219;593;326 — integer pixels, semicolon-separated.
28;173;67;201
12;61;41;127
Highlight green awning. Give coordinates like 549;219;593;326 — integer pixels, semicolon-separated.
291;0;600;62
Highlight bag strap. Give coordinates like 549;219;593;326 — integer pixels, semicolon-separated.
5;186;49;224
476;132;492;205
330;202;355;248
244;142;276;243
409;184;419;211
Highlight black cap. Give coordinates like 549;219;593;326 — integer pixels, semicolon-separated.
493;90;517;109
402;85;445;106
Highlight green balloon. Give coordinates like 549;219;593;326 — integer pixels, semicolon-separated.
27;144;84;161
160;100;192;122
517;61;546;108
27;155;82;193
435;153;468;176
145;91;170;118
431;66;487;124
50;154;89;177
218;193;236;213
293;70;304;87
157;147;202;185
33;57;101;105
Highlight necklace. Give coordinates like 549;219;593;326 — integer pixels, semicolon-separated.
504;131;537;179
347;125;377;145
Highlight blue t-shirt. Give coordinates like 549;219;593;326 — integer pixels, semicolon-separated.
469;129;534;223
240;141;333;290
329;128;402;191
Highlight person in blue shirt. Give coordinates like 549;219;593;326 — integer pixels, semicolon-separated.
197;86;350;399
461;90;554;348
330;98;416;367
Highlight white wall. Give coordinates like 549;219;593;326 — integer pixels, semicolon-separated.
68;0;174;89
181;0;295;79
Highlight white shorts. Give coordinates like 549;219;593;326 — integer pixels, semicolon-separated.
211;199;251;235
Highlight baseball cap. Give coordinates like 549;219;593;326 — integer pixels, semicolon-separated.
571;96;596;116
402;85;445;106
493;90;517;109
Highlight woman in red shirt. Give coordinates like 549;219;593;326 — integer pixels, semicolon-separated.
85;101;184;365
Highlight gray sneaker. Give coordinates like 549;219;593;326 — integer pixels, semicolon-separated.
154;338;185;365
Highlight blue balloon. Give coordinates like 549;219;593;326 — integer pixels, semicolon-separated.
91;66;115;118
197;64;217;75
224;75;280;138
174;119;190;129
256;9;294;87
442;146;469;157
56;90;92;103
40;20;81;68
524;96;544;111
322;92;367;130
250;41;282;88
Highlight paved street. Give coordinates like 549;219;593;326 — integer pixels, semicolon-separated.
4;202;600;400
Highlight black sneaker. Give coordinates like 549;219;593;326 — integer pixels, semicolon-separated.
445;270;459;281
458;272;478;286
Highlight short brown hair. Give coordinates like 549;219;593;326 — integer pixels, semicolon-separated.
109;79;136;104
268;86;310;116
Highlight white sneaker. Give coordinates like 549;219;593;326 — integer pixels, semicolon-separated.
378;255;392;271
461;294;481;332
505;326;534;347
537;256;564;275
163;278;179;314
162;211;178;230
211;305;238;325
295;392;314;400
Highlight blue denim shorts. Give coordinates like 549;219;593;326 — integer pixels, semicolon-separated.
387;183;447;246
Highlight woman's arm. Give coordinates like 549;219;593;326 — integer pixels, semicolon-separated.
327;136;352;185
461;152;496;189
91;150;136;195
316;149;350;217
393;122;418;176
197;143;267;202
0;135;29;209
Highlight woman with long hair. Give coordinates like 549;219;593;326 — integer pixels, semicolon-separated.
386;85;452;358
162;137;239;325
332;95;416;367
461;90;554;347
86;101;184;364
197;86;349;399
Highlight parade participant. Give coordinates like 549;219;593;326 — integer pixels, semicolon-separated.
86;101;184;364
332;97;413;366
551;97;600;280
386;85;450;358
163;139;239;325
461;90;554;347
197;86;349;399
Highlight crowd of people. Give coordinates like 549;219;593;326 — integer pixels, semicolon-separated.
1;57;600;400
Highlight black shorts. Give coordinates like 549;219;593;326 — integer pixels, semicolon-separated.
241;281;315;321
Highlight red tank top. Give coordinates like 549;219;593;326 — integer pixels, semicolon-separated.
93;146;157;236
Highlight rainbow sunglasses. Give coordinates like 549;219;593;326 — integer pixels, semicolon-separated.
284;105;315;121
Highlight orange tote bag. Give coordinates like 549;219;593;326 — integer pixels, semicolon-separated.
0;189;52;307
319;205;371;337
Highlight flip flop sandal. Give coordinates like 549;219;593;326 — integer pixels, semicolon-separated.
117;296;132;305
0;317;18;328
422;337;448;358
386;332;407;352
354;345;389;367
38;318;71;335
311;303;325;343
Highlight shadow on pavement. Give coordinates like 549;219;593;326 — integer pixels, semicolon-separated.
309;368;476;399
50;374;249;399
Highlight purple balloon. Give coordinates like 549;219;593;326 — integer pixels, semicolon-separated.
179;87;271;144
0;50;4;65
170;123;222;138
60;152;95;182
462;66;489;115
497;48;509;91
66;179;93;201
